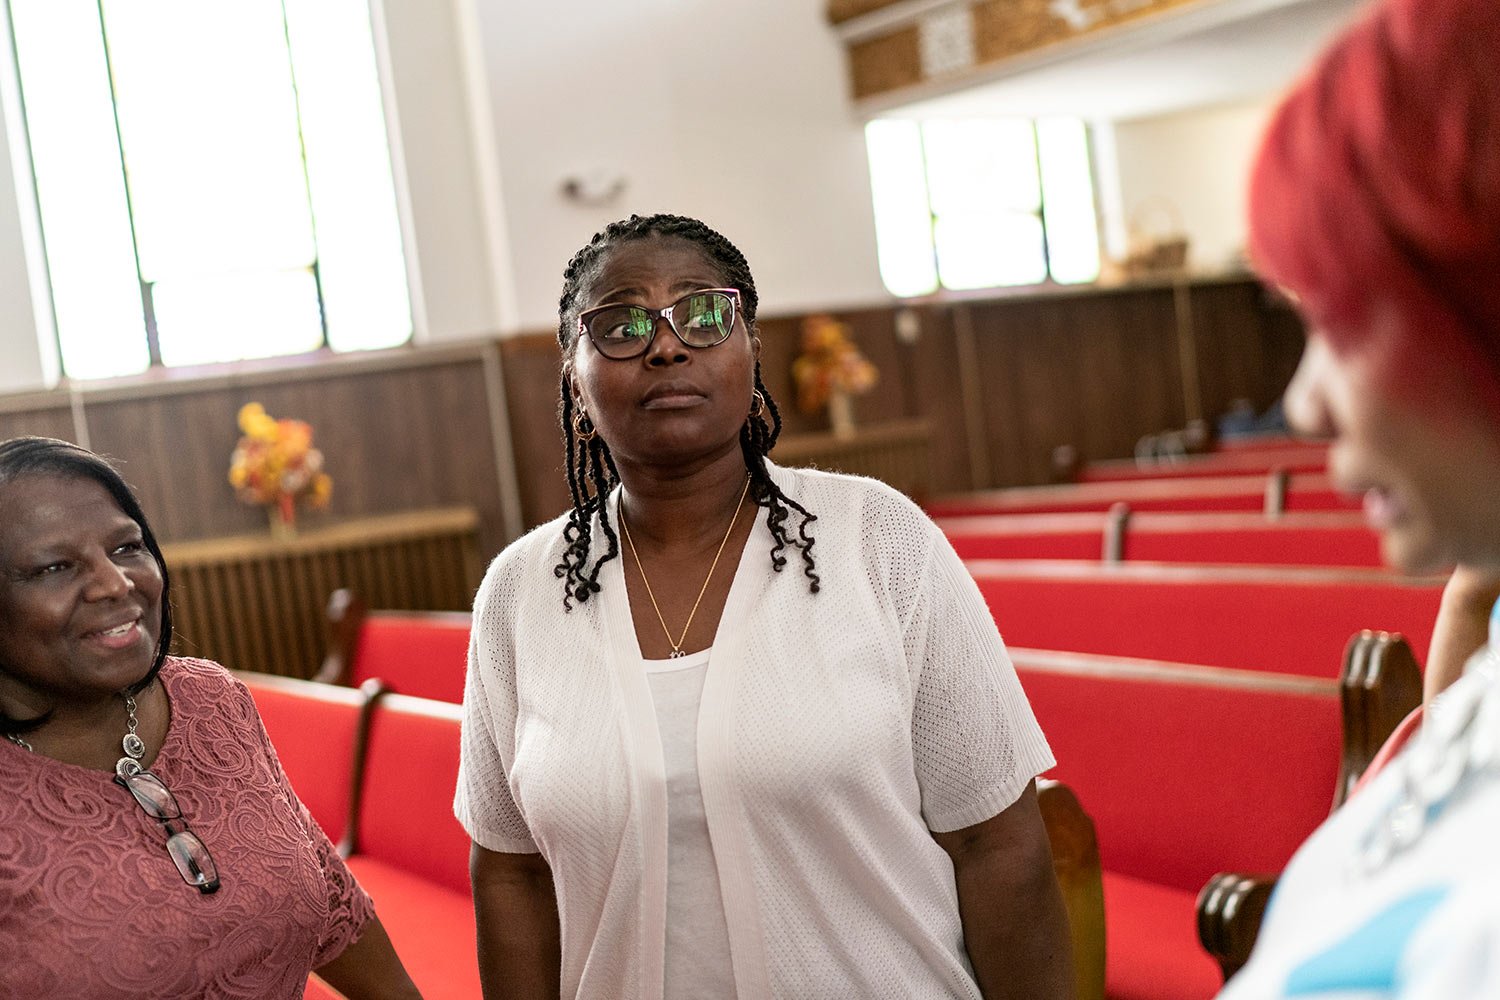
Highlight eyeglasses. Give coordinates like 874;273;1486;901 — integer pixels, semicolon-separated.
116;768;221;894
577;288;741;360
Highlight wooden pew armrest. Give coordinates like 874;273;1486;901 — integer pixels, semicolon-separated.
1196;871;1277;982
315;588;368;686
1037;778;1106;1000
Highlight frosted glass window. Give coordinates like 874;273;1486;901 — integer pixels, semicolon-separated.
155;270;324;367
865;120;939;298
865;116;1099;295
284;0;410;352
8;0;148;380
7;0;411;378
1037;118;1101;285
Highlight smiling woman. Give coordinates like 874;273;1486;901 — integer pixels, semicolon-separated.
0;437;421;999
456;214;1073;1000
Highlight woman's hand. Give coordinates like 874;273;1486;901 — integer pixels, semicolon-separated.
471;842;560;1000
1425;565;1500;703
932;781;1074;1000
313;915;423;999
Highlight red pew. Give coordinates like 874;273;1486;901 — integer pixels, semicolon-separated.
925;472;1353;518
970;560;1442;677
318;588;470;704
940;510;1382;567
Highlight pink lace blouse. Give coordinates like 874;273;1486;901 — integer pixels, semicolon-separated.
0;657;373;999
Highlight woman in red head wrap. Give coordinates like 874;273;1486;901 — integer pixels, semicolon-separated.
1220;0;1500;995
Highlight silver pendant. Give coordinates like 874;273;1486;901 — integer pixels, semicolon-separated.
115;756;142;780
122;733;146;760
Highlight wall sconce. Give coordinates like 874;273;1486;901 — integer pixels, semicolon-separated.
559;169;627;205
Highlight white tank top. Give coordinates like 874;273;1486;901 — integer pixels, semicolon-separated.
643;648;737;997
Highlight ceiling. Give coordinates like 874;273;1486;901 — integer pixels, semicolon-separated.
867;0;1374;121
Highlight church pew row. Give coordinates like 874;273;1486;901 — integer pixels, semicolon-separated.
939;509;1382;567
239;674;479;1000
315;587;471;704
241;673;1109;999
971;560;1443;677
1011;635;1420;1000
924;471;1354;518
1078;445;1327;483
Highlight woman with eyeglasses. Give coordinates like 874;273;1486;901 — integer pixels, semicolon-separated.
455;214;1071;999
0;436;421;999
1215;0;1500;994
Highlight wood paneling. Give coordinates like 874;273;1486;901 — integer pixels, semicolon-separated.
498;334;571;529
0;274;1307;563
164;507;481;678
0;403;76;444
84;357;509;558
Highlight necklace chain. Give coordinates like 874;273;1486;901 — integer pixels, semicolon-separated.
4;693;147;776
621;476;751;659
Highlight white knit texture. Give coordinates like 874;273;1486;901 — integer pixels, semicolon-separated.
455;463;1055;1000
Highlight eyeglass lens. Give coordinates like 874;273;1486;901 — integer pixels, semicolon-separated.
118;770;221;893
586;290;736;357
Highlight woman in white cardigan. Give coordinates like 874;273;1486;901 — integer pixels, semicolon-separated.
455;214;1071;1000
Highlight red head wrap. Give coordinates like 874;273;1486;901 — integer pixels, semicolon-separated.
1248;0;1500;410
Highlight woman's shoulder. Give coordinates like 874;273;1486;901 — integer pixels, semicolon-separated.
159;655;250;704
773;463;937;545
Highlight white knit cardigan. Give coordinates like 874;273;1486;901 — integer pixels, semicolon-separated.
455;464;1054;999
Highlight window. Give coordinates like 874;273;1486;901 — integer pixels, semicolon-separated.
865;117;1101;297
7;0;410;380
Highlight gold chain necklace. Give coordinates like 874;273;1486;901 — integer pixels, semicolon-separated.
620;476;751;658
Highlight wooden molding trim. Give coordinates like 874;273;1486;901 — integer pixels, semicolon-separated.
839;0;1222;105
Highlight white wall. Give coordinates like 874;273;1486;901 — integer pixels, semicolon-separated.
468;0;887;331
1105;97;1276;273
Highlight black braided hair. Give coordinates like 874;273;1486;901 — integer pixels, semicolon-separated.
554;213;819;609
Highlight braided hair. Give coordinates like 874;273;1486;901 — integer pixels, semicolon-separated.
554;213;819;609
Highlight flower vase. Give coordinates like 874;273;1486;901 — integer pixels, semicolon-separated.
827;388;856;440
268;496;297;541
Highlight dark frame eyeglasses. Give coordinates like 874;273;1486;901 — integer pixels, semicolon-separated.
577;288;741;360
115;768;221;894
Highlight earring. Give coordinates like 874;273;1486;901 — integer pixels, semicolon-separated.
573;410;597;442
748;389;766;419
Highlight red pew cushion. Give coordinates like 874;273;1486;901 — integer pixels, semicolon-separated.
352;614;471;703
344;857;480;1000
975;563;1441;677
1102;872;1223;1000
356;695;471;896
1017;659;1339;892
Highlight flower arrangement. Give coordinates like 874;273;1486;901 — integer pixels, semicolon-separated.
227;402;332;536
791;315;879;432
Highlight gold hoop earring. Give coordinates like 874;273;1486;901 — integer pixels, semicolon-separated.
748;389;766;419
573;410;597;442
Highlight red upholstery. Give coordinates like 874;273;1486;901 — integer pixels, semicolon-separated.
356;694;471;895
973;562;1441;677
348;694;477;998
241;673;364;845
1101;872;1223;1000
351;613;471;704
1016;659;1339;891
1080;447;1326;483
925;473;1355;518
941;511;1382;567
343;857;482;1000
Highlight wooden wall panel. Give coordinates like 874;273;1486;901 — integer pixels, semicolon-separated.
0;403;76;444
1189;281;1305;420
83;358;509;559
968;287;1189;485
0;275;1307;559
499;335;571;528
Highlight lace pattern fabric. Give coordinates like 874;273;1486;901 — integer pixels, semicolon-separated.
0;657;373;999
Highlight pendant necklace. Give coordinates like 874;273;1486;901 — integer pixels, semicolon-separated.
621;476;751;658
